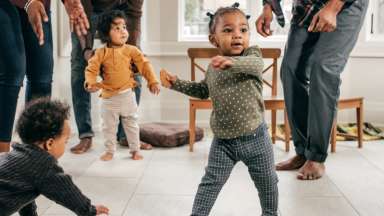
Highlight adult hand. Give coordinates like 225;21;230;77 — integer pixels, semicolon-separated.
149;83;161;95
256;4;273;37
95;205;109;215
63;0;90;37
308;0;344;32
26;0;49;45
211;56;233;70
160;69;177;88
83;49;94;61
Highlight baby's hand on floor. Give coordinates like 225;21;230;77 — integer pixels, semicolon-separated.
211;56;233;70
149;83;161;95
160;69;177;88
95;205;109;215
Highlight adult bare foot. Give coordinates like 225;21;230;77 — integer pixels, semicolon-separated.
131;151;143;160
0;141;10;152
118;138;129;147
297;160;325;180
276;155;306;170
100;152;114;161
119;139;152;150
140;142;153;150
70;137;92;154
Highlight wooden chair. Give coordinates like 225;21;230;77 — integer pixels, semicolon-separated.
187;48;290;152
330;97;364;152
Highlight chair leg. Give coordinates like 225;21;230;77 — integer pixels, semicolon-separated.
357;102;364;148
284;109;290;152
189;105;196;152
271;110;277;144
331;121;337;153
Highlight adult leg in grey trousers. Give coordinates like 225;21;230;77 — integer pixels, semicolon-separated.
277;0;368;179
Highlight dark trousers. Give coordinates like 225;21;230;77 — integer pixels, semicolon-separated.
281;0;368;162
191;123;278;216
0;1;53;142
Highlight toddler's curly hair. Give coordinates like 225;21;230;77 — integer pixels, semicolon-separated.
16;98;70;145
97;10;127;44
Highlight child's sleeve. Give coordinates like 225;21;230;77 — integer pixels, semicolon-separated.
84;48;104;89
36;164;97;216
130;46;159;88
228;46;264;78
171;76;209;100
18;201;38;216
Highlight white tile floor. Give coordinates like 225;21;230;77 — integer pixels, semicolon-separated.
14;134;384;216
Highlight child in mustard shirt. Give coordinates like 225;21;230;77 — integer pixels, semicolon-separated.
84;10;160;161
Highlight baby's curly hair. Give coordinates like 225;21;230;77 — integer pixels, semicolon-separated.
97;10;127;44
16;98;70;145
207;2;250;34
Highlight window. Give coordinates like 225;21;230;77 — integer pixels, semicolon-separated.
180;0;248;40
180;0;293;41
267;0;293;36
372;0;384;36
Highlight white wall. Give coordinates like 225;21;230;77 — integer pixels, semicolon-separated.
49;0;384;135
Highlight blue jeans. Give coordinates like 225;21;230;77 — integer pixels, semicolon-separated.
0;2;53;142
71;14;142;140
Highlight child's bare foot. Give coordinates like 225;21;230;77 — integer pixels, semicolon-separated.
297;160;325;180
100;152;114;161
276;155;306;170
131;151;143;160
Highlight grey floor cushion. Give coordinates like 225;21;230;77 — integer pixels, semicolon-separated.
140;122;204;147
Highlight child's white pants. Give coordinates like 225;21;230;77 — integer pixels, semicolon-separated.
101;89;140;153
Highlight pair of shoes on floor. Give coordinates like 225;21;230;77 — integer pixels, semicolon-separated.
70;137;92;154
364;122;384;138
118;139;153;150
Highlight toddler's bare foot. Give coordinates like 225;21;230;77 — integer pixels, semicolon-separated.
131;151;143;160
100;152;114;161
297;160;325;180
276;155;306;170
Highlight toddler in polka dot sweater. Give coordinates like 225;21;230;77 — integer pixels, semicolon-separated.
161;3;278;216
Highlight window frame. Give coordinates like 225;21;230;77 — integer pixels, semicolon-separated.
367;0;384;41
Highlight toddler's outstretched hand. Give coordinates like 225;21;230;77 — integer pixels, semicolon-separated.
160;69;177;88
211;56;233;70
95;204;109;215
150;83;161;95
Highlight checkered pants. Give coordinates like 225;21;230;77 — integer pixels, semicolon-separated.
191;122;278;216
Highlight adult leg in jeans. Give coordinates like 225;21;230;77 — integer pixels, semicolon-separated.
17;9;53;102
0;1;25;152
69;15;97;153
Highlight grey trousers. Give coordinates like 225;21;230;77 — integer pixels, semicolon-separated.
281;0;368;162
191;123;278;216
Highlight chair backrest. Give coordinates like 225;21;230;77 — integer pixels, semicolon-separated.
187;48;281;96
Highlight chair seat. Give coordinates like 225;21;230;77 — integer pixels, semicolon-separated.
338;97;363;109
264;96;285;110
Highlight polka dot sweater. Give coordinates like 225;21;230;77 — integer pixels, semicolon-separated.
172;46;265;139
